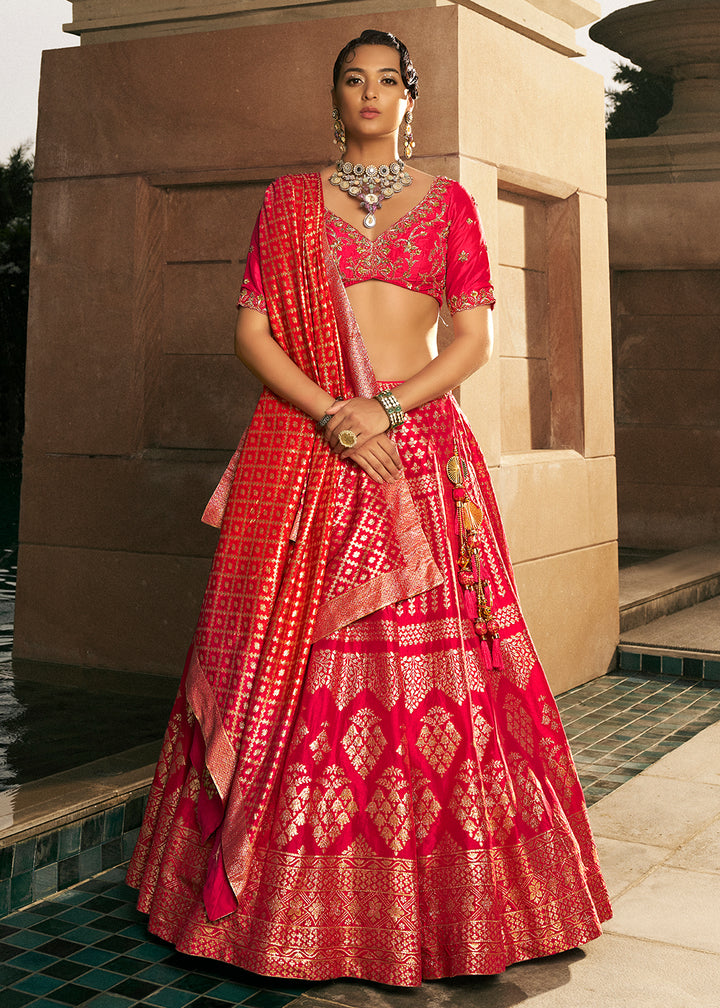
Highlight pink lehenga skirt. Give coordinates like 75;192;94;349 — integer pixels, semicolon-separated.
127;392;611;987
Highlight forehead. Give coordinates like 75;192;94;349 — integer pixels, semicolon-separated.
340;44;401;73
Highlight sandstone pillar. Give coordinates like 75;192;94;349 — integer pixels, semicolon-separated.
16;1;616;692
591;0;720;551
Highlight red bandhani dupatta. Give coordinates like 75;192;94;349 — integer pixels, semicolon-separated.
185;174;440;919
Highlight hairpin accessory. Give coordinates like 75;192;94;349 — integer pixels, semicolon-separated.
329;159;413;228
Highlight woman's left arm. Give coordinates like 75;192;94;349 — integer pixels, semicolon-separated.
393;305;493;413
325;306;493;451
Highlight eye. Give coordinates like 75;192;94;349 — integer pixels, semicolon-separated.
345;75;364;86
381;76;399;85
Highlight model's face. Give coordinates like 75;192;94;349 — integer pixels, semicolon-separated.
333;45;413;144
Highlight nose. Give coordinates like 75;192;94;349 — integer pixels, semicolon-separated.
362;80;378;100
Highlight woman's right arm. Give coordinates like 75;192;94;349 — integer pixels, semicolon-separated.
235;308;402;484
236;306;403;483
235;307;336;422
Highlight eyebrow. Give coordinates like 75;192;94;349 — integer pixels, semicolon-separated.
342;66;401;75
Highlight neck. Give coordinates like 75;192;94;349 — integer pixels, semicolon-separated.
341;141;400;165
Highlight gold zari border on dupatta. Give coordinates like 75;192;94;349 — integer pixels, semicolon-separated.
182;174;442;915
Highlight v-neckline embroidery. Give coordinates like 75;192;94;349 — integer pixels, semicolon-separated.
321;175;446;246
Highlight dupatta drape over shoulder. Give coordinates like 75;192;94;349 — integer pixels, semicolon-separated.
183;174;442;919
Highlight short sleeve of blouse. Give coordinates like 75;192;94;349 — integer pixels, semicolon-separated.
237;215;268;314
445;182;496;315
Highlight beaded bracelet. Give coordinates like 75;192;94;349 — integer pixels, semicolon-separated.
317;398;343;430
374;389;405;430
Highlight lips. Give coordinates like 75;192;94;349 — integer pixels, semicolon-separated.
360;109;380;118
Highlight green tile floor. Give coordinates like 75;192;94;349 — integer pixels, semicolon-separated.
1;670;719;1007
0;870;312;1008
557;670;720;804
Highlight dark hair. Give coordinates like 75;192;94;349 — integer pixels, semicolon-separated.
332;29;419;99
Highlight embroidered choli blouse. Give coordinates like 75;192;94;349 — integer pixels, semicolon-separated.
238;175;495;316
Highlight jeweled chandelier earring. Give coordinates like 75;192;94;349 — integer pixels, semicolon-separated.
331;107;346;157
329;160;413;229
402;110;415;160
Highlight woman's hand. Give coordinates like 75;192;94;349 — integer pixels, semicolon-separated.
324;396;389;455
342;433;403;484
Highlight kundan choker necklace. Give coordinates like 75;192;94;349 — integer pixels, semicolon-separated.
329;159;413;228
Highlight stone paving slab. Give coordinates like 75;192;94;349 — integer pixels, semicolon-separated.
619;540;720;609
588;774;720;848
642;717;720;787
666;814;720;874
2;706;720;1007
591;836;669;902
608;864;720;955
620;595;720;654
289;934;720;1007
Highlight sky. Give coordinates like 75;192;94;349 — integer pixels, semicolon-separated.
1;0;637;162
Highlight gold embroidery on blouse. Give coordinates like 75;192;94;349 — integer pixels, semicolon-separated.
238;287;266;313
447;287;495;314
458;251;469;262
325;177;453;304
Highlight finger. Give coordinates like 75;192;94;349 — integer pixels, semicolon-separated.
326;408;360;446
367;442;403;479
379;438;403;472
354;458;385;484
339;434;374;459
351;446;400;483
342;437;401;474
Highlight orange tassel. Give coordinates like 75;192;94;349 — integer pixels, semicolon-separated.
446;440;503;667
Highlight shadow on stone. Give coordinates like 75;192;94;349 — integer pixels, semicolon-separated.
295;948;584;1007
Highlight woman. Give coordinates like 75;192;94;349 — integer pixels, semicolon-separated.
128;29;611;987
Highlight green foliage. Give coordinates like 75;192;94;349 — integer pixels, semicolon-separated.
0;144;33;459
606;62;674;139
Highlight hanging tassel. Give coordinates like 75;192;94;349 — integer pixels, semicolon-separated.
446;439;504;670
491;636;504;670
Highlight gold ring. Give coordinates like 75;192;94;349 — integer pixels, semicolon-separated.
338;429;358;449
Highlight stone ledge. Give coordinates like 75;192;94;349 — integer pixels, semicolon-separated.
619;541;720;632
0;745;157;913
64;0;599;55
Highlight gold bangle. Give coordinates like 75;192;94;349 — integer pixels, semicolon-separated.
374;390;405;429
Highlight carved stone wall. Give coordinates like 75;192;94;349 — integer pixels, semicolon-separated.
17;2;616;692
592;0;720;550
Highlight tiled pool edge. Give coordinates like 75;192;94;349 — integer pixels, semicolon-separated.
0;790;149;915
3;664;720;916
618;644;720;681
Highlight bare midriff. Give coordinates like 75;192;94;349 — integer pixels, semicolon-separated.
346;279;439;381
